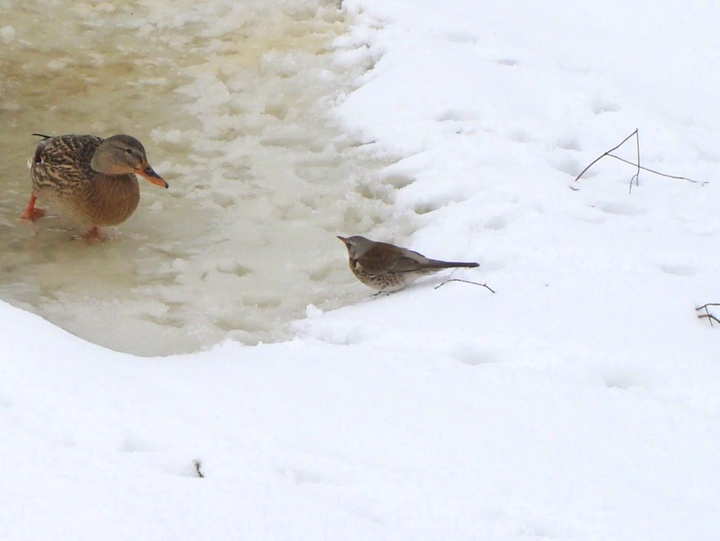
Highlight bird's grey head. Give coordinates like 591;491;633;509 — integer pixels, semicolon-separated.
337;235;373;259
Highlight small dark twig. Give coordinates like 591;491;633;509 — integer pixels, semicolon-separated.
193;460;204;478
434;278;496;294
696;303;720;327
629;129;641;193
607;154;708;185
574;129;638;183
574;129;709;189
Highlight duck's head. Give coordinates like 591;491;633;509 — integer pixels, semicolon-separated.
91;134;168;188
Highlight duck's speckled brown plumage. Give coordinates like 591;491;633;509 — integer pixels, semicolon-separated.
27;133;167;229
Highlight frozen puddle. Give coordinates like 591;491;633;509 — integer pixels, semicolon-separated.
0;1;396;355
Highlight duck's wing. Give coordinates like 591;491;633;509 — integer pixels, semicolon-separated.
33;134;102;168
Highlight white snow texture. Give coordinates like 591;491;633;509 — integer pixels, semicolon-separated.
2;1;720;539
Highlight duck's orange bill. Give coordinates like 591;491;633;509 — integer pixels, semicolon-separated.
138;165;168;188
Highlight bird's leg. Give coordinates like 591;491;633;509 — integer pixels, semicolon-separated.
19;193;45;221
80;225;103;241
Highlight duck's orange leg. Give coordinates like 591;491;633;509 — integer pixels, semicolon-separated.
19;193;45;221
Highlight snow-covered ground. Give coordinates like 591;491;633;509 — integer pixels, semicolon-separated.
3;1;720;539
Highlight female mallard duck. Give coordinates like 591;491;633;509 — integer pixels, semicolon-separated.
20;133;168;238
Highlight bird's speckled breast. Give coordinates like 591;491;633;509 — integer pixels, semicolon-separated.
350;259;410;291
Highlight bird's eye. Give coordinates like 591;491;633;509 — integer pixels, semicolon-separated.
125;149;133;154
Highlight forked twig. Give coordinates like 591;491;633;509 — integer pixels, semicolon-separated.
574;129;709;190
696;303;720;327
434;278;496;294
574;130;638;184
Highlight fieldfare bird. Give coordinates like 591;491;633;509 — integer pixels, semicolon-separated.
338;235;479;292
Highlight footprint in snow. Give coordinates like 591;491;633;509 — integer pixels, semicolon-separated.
593;200;647;216
484;206;540;230
602;372;641;390
556;135;581;151
658;262;697;277
442;31;479;44
119;434;166;454
592;98;622;114
553;155;583;177
566;208;606;224
452;344;505;366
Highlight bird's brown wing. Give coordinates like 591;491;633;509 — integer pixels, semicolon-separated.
389;252;431;273
353;245;391;275
359;244;428;275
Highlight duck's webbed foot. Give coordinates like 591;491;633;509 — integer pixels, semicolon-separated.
19;193;45;221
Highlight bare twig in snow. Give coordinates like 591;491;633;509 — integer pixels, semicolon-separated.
607;154;708;185
630;128;641;193
193;460;204;478
573;129;639;183
696;303;720;327
434;278;496;294
574;129;709;189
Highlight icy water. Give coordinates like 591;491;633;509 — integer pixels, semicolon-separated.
0;0;403;355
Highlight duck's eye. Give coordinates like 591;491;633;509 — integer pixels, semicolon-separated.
125;149;133;154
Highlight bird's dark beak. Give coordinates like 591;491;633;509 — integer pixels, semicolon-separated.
337;235;347;243
137;164;168;188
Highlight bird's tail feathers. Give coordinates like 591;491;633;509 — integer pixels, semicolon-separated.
427;259;479;269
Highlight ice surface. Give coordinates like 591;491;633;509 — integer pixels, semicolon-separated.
0;0;404;355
